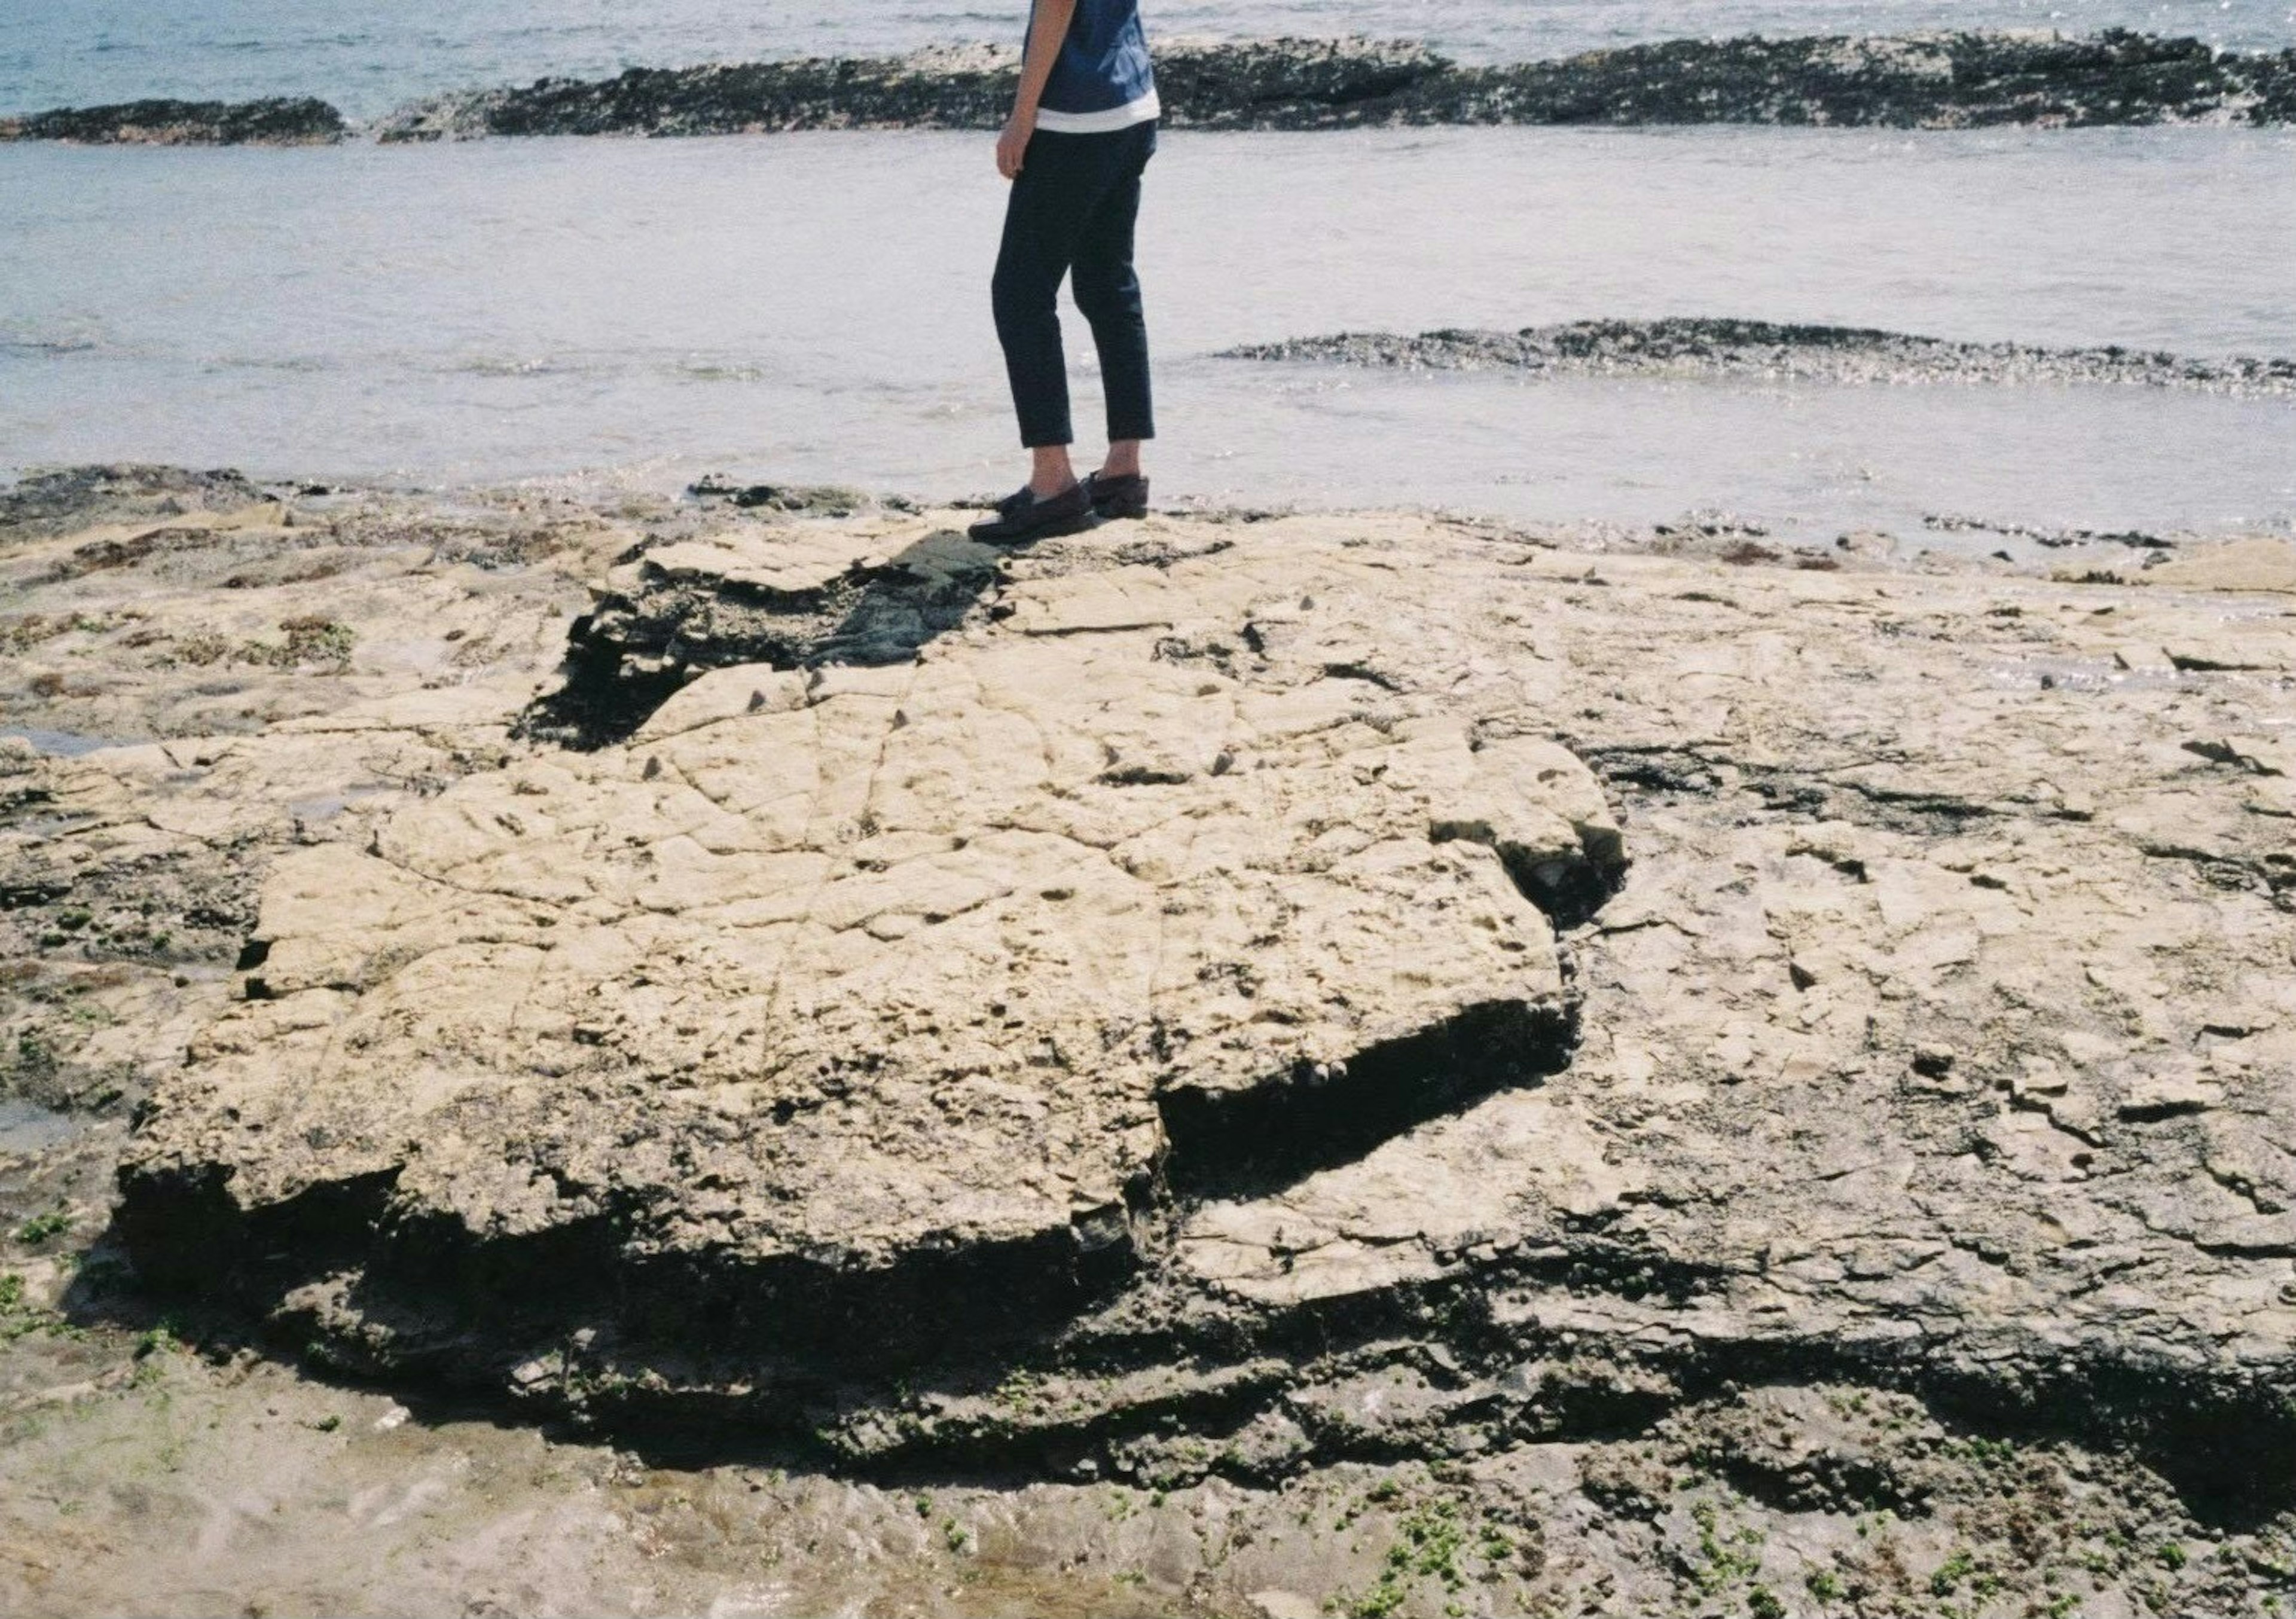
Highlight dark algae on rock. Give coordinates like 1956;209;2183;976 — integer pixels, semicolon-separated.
5;32;2288;144
371;30;2296;139
1451;28;2296;128
9;32;2285;144
0;96;346;145
1225;317;2296;396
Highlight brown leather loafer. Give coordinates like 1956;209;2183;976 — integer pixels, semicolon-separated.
967;482;1098;543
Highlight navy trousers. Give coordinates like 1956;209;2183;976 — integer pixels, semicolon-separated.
991;119;1158;450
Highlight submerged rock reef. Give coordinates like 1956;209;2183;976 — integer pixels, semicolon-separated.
371;30;2296;139
0;96;346;145
1228;317;2296;397
6;468;2296;1614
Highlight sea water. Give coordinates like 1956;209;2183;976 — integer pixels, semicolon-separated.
7;0;2296;119
4;123;2290;543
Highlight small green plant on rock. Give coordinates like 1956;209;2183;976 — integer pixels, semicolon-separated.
1691;1500;1766;1595
243;615;356;670
0;1272;83;1343
1931;1548;1978;1596
10;1027;58;1082
1346;1582;1406;1619
1335;1493;1495;1619
171;632;230;666
991;1367;1045;1416
14;1206;74;1245
1394;1498;1468;1592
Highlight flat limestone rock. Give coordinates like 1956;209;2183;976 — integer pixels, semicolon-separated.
124;555;1622;1344
21;479;2296;1510
2141;536;2296;595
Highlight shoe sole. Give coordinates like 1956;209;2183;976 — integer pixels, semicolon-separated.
1091;502;1148;521
972;510;1101;544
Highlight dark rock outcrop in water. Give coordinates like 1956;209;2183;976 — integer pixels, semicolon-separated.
1225;318;2296;396
374;43;1028;140
0;96;346;145
0;465;267;539
1460;28;2296;129
6;32;2284;144
373;30;2296;139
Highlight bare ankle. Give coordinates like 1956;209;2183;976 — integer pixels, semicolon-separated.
1028;448;1077;497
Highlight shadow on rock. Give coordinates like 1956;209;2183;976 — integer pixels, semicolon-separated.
517;524;1012;749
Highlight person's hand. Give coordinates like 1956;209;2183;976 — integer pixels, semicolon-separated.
997;108;1036;179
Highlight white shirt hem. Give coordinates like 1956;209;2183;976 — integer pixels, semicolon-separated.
1036;88;1161;135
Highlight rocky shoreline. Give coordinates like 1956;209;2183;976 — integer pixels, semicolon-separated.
0;96;345;145
363;31;2296;138
1225;317;2296;397
4;30;2291;144
5;463;2296;1614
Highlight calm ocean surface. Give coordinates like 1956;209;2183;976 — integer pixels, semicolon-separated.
4;4;2291;544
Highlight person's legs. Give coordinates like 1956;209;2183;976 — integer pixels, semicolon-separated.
1068;121;1156;479
992;135;1100;493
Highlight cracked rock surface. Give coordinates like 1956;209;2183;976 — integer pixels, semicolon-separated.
105;494;2296;1484
7;469;2296;1616
122;512;1625;1370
